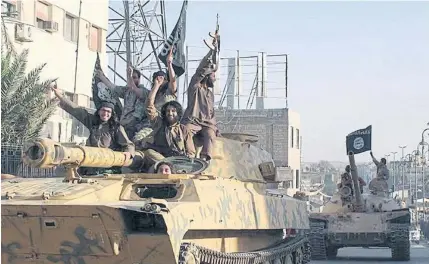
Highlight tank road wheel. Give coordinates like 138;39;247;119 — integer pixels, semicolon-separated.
326;246;338;260
273;258;282;264
283;253;294;264
293;246;305;264
302;240;311;264
390;224;410;261
178;243;200;264
309;221;327;260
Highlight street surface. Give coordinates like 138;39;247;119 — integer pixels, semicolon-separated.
313;243;429;264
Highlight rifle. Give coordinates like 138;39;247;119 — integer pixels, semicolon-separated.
205;14;220;51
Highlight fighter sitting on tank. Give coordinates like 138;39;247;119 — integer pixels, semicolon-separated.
368;151;390;195
51;84;135;175
140;76;196;170
338;165;366;204
181;32;220;162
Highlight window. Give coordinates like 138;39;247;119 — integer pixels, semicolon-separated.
1;1;17;17
64;14;77;42
36;1;50;29
296;128;300;149
295;170;300;189
290;126;294;148
89;25;101;52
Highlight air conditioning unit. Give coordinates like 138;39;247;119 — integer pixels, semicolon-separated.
42;21;58;32
15;23;33;42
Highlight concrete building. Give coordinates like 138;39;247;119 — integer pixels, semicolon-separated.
2;0;109;142
215;108;302;189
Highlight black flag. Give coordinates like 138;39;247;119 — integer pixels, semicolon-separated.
346;125;372;155
158;0;188;77
92;53;123;117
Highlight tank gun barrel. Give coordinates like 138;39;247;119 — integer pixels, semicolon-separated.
348;151;364;212
22;138;144;170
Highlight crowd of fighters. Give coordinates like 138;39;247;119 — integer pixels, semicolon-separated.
51;33;220;174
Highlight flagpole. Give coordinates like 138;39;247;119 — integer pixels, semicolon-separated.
183;45;189;106
124;0;131;74
73;0;83;96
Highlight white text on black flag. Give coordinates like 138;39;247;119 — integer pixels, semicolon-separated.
158;0;188;78
346;125;372;155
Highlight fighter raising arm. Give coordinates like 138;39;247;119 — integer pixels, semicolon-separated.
181;33;219;161
187;37;219;96
370;151;380;166
166;48;177;95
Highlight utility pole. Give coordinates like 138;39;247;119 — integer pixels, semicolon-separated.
414;151;418;206
399;145;407;200
123;0;132;77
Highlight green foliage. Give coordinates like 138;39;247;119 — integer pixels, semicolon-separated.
1;24;58;144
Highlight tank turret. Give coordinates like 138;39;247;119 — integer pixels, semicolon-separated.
2;135;311;264
308;151;411;261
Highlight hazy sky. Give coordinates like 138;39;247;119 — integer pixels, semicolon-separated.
114;0;429;163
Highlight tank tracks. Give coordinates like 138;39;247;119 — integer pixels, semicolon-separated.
178;235;311;264
308;221;327;260
389;223;410;261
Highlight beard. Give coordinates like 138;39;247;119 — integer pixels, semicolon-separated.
206;77;214;88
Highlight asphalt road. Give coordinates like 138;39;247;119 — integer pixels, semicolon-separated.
313;244;429;264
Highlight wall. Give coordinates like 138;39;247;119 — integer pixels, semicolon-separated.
2;0;109;141
215;108;302;188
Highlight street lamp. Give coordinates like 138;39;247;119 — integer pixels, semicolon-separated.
399;145;407;199
412;150;419;204
419;123;429;220
391;151;398;190
405;153;415;202
423;149;429;220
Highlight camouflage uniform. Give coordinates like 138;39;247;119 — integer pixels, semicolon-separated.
112;84;150;141
181;49;218;160
143;101;195;167
59;98;135;175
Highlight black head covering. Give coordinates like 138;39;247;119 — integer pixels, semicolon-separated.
99;101;115;110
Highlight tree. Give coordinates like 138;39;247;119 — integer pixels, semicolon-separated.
1;19;58;144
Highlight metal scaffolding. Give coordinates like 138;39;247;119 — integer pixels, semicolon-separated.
106;0;167;86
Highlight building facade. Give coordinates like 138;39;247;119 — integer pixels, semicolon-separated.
2;0;109;142
215;108;302;189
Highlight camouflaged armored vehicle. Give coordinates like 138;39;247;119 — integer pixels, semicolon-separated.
309;152;411;261
2;134;311;264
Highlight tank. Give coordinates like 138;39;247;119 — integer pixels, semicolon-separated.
1;134;311;264
308;151;411;261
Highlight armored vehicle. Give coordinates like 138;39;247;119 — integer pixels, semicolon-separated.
309;152;411;261
1;135;310;264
